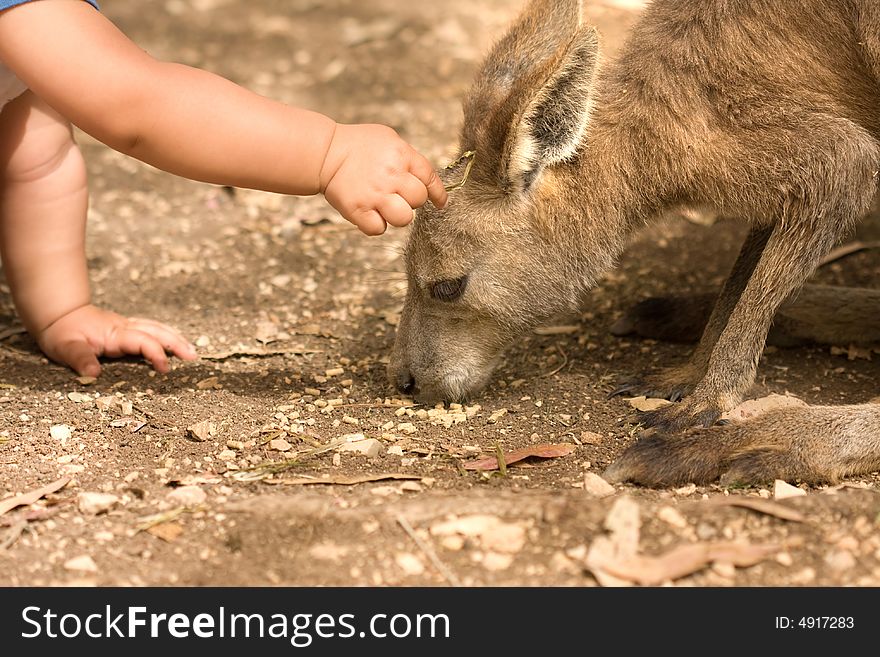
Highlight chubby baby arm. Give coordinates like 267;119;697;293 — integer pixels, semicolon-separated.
0;1;447;233
0;91;196;377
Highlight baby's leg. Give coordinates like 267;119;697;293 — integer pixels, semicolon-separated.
0;89;90;334
0;91;196;376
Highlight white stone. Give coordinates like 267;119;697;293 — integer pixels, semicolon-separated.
50;424;72;444
167;486;207;506
338;438;382;458
77;492;120;515
583;472;615;497
395;552;425;576
774;479;807;500
269;439;292;452
64;555;98;573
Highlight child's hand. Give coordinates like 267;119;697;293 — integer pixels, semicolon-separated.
35;305;198;378
319;124;448;235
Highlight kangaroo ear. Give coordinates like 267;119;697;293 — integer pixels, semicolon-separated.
467;0;583;100
502;27;599;193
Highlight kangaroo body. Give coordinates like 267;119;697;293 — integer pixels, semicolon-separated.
390;0;880;485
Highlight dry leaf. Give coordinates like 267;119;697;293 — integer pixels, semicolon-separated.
0;477;70;516
709;497;805;522
585;497;642;586
626;396;672;412
596;541;781;586
462;443;576;470
254;320;279;345
604;496;641;554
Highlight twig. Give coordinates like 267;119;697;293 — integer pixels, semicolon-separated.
131;403;177;431
200;347;321;361
0;521;27;551
541;344;569;377
495;442;508;477
396;515;462;587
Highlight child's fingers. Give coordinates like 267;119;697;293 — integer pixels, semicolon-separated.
126;318;197;360
378;194;418;228
110;329;171;374
349;208;387;236
127;317;188;342
395;173;430;211
409;154;448;209
57;340;102;378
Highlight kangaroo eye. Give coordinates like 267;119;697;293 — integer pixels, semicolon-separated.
431;276;468;302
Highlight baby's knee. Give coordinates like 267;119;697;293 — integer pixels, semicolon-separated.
0;91;83;185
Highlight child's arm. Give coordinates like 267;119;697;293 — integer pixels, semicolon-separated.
0;91;197;377
0;0;447;234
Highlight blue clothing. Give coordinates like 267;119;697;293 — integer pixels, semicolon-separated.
0;0;98;10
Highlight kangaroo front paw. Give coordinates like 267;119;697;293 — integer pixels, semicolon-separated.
610;365;702;402
638;398;723;432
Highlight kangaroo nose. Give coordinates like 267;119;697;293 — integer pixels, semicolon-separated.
396;370;416;395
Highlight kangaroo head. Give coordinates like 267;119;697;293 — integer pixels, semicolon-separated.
389;0;603;402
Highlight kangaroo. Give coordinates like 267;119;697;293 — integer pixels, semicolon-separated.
389;0;880;485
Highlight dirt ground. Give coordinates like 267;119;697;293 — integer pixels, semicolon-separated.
2;0;879;588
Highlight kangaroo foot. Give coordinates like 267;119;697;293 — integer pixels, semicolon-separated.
610;364;702;402
604;404;880;487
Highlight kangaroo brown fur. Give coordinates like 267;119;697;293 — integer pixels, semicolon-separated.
390;0;880;485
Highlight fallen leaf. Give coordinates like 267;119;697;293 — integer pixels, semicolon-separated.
709;497;805;522
594;541;781;586
604;496;641;554
462;443;576;470
0;477;71;516
626;396;672;412
584;496;642;587
254;321;279;345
